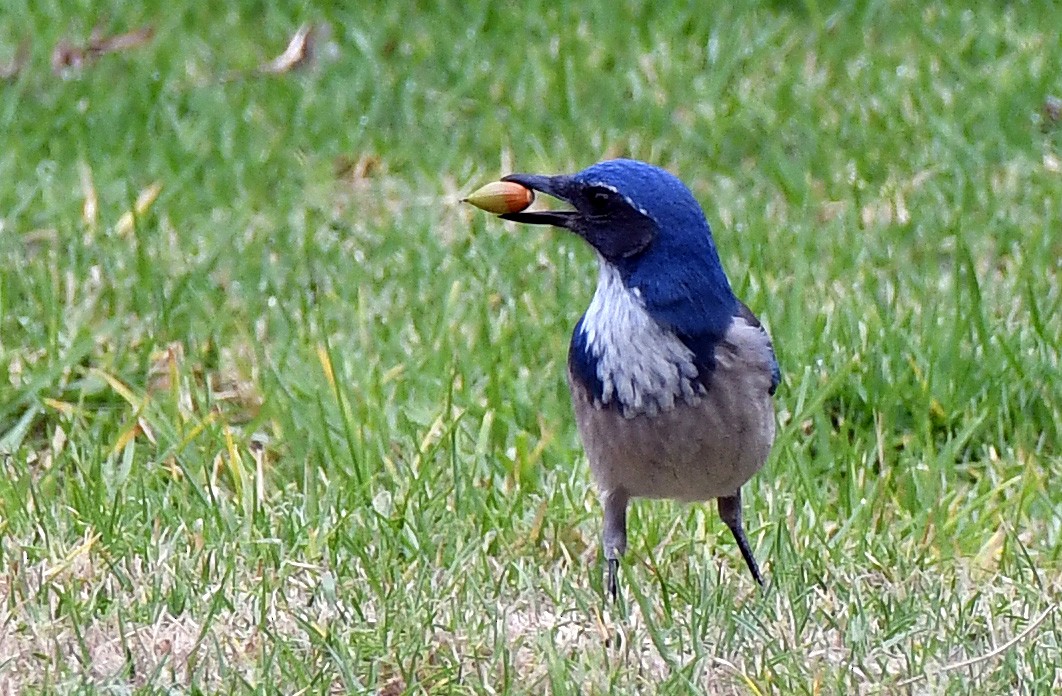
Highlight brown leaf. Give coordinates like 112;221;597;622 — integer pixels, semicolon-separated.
259;23;316;75
1044;95;1062;132
52;40;85;73
379;678;406;696
52;25;154;75
334;153;382;181
88;25;155;56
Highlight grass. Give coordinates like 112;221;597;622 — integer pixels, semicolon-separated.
0;0;1059;692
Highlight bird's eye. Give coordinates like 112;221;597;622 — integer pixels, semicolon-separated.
586;188;612;215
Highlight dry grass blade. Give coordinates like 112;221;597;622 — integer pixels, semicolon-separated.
115;181;163;236
897;605;1058;687
79;160;99;231
0;39;30;80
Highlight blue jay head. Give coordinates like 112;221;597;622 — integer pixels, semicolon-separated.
500;159;721;270
500;158;737;345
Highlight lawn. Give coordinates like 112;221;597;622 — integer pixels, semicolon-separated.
0;1;1059;693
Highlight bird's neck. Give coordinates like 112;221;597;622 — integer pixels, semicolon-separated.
569;259;710;418
619;225;738;343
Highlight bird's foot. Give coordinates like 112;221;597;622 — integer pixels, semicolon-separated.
607;558;619;603
736;536;765;586
719;492;765;586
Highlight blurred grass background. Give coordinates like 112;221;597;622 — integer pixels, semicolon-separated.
0;1;1059;693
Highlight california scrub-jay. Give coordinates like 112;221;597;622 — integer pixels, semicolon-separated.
473;159;779;600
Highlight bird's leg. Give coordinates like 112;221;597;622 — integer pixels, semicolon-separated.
718;490;764;586
602;488;629;603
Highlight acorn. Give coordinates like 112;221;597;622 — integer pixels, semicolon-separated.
462;181;534;214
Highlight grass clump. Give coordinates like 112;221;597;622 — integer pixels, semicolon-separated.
0;1;1059;692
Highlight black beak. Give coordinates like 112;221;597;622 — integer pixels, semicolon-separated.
497;173;580;228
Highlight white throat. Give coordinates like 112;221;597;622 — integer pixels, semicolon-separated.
580;259;704;417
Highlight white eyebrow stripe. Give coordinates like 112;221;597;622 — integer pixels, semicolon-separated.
625;196;649;216
585;181;619;193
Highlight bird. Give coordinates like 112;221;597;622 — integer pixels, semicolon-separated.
490;159;780;601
